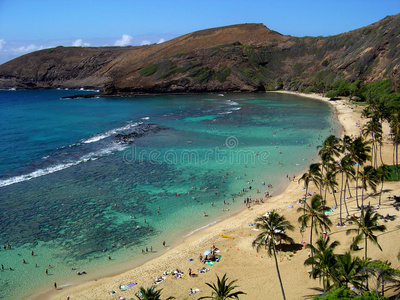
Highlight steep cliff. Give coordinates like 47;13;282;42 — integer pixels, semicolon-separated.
0;14;399;94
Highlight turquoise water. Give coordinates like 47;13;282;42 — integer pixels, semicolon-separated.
0;90;339;299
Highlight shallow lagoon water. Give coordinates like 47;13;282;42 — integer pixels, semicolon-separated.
0;91;339;299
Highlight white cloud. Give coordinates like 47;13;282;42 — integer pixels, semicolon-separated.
157;38;165;44
72;39;91;47
11;44;44;54
0;39;5;51
114;34;132;46
141;40;151;46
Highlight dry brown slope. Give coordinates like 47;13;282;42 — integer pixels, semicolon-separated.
0;15;399;93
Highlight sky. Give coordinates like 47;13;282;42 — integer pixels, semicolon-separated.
0;0;399;64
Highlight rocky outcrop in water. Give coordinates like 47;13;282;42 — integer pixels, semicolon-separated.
115;123;164;144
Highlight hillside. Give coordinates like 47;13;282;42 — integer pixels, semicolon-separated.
0;15;399;95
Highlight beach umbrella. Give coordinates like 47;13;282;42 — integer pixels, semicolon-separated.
203;250;211;256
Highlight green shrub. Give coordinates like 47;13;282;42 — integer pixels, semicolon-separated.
189;66;214;83
214;66;231;82
139;64;158;76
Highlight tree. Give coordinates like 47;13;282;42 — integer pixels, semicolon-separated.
318;135;341;201
298;194;332;257
368;260;400;297
135;286;175;300
358;166;378;208
335;155;355;225
375;164;392;205
324;170;339;208
299;163;322;202
346;207;386;260
252;210;294;300
389;112;400;179
304;235;340;293
198;273;246;300
362;116;382;169
346;136;371;208
331;252;365;291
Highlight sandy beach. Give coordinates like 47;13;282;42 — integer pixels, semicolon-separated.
39;92;400;300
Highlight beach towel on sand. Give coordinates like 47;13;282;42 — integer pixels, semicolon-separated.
121;282;137;290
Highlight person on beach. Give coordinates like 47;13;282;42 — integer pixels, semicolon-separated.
54;282;57;289
45;268;48;275
108;254;111;260
163;241;166;247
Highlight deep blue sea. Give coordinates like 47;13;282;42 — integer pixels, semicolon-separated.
0;89;339;299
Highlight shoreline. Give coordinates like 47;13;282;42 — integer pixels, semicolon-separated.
30;91;344;300
36;91;399;300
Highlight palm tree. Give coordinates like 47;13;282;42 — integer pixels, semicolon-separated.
324;170;338;208
318;135;341;197
389;112;400;179
358;166;378;208
135;286;175;300
304;235;340;293
330;252;365;291
362;116;382;168
335;154;355;225
252;210;294;300
346;206;386;260
376;164;392;205
318;135;341;161
297;194;332;257
346;136;371;208
298;163;322;202
198;274;246;300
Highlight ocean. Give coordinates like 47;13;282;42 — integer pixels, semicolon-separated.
0;90;339;299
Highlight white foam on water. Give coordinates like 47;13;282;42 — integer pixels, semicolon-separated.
218;107;241;115
225;100;239;106
83;122;141;144
182;220;219;238
0;144;126;188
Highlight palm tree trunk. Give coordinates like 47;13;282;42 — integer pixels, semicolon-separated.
365;234;369;290
273;245;286;300
340;173;344;225
310;217;313;246
379;181;384;205
396;141;399;180
393;143;396;177
343;182;350;217
371;140;374;167
361;185;365;208
330;186;338;208
345;177;353;198
355;164;360;208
